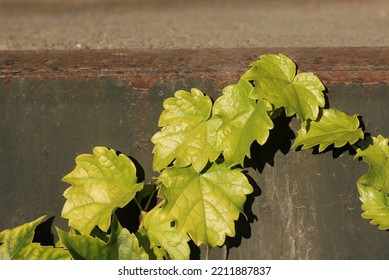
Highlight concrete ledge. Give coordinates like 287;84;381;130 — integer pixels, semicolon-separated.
1;48;389;87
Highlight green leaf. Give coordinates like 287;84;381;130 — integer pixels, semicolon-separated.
293;108;364;152
355;135;389;193
358;185;389;230
158;162;253;248
0;216;71;260
241;53;325;120
62;146;143;235
213;80;274;167
144;208;190;260
135;228;168;260
151;88;222;172
355;136;389;230
57;216;148;260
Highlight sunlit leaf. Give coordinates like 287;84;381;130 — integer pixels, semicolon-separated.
358;185;389;230
355;135;389;230
158;162;253;248
241;53;325;120
57;216;148;260
293;108;364;152
62;147;143;235
0;216;71;260
135;228;168;260
144;208;190;260
213;80;274;167
355;135;389;193
152;89;221;172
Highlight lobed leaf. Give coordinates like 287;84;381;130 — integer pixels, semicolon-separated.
355;135;389;230
0;216;71;260
293;108;364;152
144;208;190;260
62;147;143;235
152;89;221;172
57;215;148;260
213;80;274;167
241;53;325;121
358;185;389;230
135;228;169;260
355;135;389;193
158;162;253;248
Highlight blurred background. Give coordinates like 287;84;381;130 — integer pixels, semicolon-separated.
0;0;388;50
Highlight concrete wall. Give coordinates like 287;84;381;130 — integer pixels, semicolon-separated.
1;48;389;259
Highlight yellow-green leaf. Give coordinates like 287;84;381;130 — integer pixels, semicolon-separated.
62;147;143;235
158;162;253;248
293;108;364;152
213;80;274;167
135;228;168;260
355;135;389;230
358;185;389;230
355;135;389;193
144;208;190;260
151;88;221;172
0;216;71;260
57;216;148;260
241;53;325;120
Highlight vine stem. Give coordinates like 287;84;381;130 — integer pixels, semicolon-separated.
133;197;143;213
144;187;158;211
205;246;210;260
138;199;165;230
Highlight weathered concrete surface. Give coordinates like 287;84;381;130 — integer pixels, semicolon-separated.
1;48;389;259
1;47;389;84
0;0;388;50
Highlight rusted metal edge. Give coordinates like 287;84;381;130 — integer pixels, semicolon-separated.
0;47;388;89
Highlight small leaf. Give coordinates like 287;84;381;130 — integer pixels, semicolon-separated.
135;228;168;260
158;162;253;248
293;108;364;152
213;80;274;167
241;53;325;120
144;208;190;260
0;216;71;260
152;89;221;172
355;135;389;230
358;185;389;230
57;216;148;260
158;89;212;127
62;147;143;235
116;228;149;260
355;135;389;193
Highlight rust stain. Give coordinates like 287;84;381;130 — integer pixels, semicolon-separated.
1;47;389;87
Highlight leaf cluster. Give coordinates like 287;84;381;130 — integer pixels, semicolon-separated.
1;53;388;260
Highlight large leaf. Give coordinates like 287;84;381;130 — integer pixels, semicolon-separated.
151;88;221;172
57;216;148;260
293;108;364;152
158;162;253;248
213;80;274;167
355;135;389;229
241;53;325;120
0;216;71;260
144;208;190;260
62;147;143;235
355;135;389;193
358;185;389;230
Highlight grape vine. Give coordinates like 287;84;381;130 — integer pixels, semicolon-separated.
0;53;388;260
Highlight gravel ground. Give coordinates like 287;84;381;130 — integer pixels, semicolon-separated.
0;0;388;50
